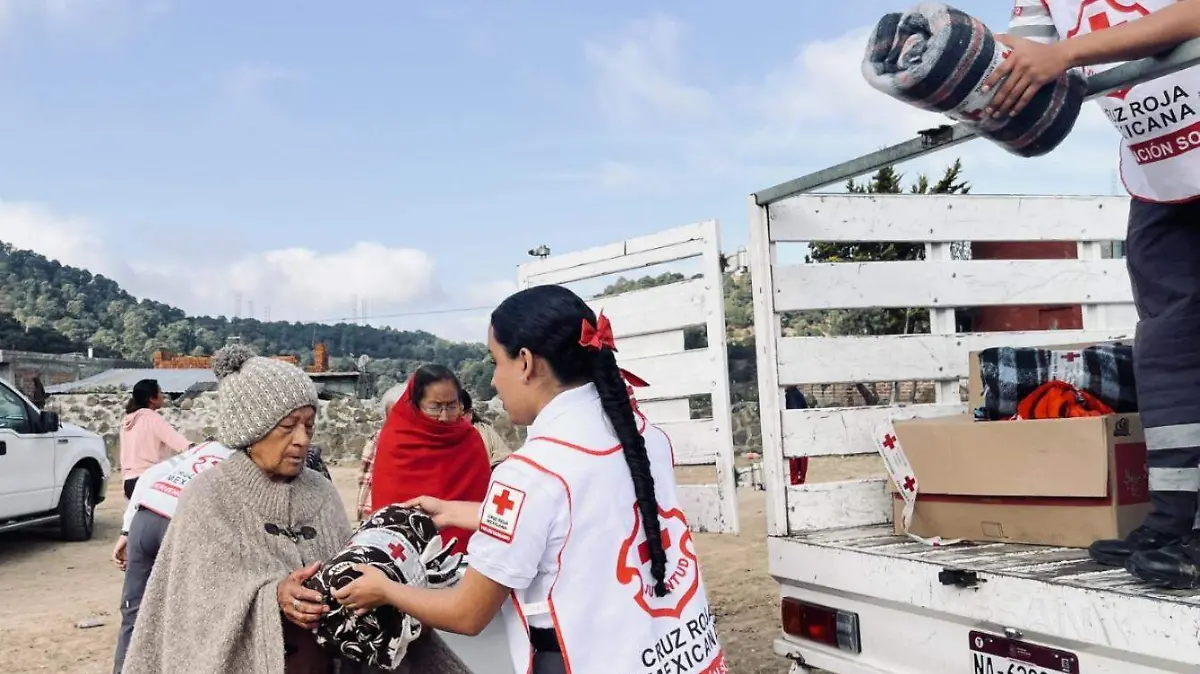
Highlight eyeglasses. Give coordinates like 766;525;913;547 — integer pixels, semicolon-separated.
420;402;463;418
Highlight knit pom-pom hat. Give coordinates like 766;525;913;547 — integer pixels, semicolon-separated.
212;344;320;449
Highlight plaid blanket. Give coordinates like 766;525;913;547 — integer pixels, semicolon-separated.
976;344;1138;420
861;2;1086;157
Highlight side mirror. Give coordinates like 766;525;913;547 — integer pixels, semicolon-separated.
38;411;60;433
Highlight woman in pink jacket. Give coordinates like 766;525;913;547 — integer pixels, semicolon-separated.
119;379;191;499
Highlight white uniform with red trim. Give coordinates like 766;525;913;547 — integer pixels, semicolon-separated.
121;442;234;532
467;384;727;674
1019;0;1200;202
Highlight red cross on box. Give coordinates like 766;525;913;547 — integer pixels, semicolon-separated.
903;476;916;492
882;434;897;450
638;530;673;565
387;542;407;561
492;489;516;516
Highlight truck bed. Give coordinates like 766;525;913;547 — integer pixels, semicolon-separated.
770;525;1200;673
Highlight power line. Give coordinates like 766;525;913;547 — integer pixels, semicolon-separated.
314;304;494;324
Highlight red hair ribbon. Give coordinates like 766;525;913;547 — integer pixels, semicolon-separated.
580;312;618;352
620;368;649;415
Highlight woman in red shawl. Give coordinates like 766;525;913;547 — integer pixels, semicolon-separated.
370;365;492;555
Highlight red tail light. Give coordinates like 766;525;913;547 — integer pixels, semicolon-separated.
788;457;808;485
781;597;861;654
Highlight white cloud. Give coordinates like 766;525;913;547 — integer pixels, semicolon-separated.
583;14;713;125
0;0;169;35
0;199;512;341
221;62;304;100
583;17;1125;196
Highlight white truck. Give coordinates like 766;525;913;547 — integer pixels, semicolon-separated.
747;41;1200;674
0;375;111;541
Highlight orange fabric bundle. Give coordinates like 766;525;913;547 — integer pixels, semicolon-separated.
1014;380;1115;420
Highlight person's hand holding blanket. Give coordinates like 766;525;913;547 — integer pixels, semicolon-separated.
276;561;329;630
984;0;1200;118
982;34;1074;118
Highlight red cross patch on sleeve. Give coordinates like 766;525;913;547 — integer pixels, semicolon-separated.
479;481;527;544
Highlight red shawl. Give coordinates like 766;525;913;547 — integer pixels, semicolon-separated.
370;379;492;555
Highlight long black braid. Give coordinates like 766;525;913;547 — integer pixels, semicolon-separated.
491;285;671;597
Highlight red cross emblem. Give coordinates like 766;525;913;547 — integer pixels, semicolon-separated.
1067;0;1149;100
387;542;407;561
637;530;672;565
1064;352;1080;363
903;476;917;492
882;434;898;450
492;489;516;516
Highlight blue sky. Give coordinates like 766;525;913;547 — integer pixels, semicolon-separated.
0;1;1124;341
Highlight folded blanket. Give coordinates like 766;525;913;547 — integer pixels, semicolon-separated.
304;505;464;671
976;343;1137;420
862;2;1087;157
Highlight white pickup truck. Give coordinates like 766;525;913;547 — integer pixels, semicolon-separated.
0;376;111;541
742;42;1200;674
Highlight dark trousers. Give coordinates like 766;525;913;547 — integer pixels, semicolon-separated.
532;653;566;674
1128;198;1200;536
112;508;170;674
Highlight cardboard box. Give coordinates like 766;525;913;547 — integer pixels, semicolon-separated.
890;413;1150;548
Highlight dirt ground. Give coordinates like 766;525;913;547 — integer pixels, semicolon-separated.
0;462;849;674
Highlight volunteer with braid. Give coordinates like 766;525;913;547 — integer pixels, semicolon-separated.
335;284;727;674
991;0;1200;589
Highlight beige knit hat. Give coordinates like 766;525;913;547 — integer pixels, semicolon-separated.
212;344;320;449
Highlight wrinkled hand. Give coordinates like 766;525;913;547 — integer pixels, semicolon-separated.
276;562;328;630
332;564;394;616
112;534;128;572
982;34;1074;118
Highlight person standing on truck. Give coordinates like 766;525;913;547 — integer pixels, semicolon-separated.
990;0;1200;589
119;379;192;499
332;285;727;674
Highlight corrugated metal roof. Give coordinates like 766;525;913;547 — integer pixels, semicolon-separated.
46;368;217;394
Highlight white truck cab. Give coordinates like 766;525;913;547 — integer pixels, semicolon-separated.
0;377;111;541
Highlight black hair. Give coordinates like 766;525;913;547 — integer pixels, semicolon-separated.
490;284;669;597
409;364;462;408
126;379;162;415
459;389;476;419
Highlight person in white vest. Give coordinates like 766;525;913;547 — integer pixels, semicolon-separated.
333;284;728;674
109;441;234;674
986;1;1200;589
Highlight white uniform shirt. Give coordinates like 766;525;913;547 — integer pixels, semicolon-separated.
467;384;726;674
1011;0;1200;202
122;442;234;533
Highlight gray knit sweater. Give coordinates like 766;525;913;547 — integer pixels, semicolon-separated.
123;450;472;674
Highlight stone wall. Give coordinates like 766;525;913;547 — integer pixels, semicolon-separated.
46;392;388;471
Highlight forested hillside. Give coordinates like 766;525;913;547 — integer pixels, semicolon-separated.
0;242;494;397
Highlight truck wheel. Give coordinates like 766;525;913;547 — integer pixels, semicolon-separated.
58;467;95;542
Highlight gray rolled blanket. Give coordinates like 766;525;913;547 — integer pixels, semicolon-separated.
862;2;1086;157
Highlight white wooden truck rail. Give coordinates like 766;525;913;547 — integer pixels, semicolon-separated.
748;193;1200;672
750;193;1137;536
517;220;740;534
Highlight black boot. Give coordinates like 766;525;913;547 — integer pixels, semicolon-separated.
1127;531;1200;589
1088;526;1179;566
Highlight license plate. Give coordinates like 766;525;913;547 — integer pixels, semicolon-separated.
969;631;1079;674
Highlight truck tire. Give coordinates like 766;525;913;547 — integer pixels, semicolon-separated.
58;466;95;542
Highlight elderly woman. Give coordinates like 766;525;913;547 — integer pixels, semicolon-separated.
123;345;469;674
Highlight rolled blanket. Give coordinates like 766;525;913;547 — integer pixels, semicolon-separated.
862;2;1086;157
304;505;464;671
